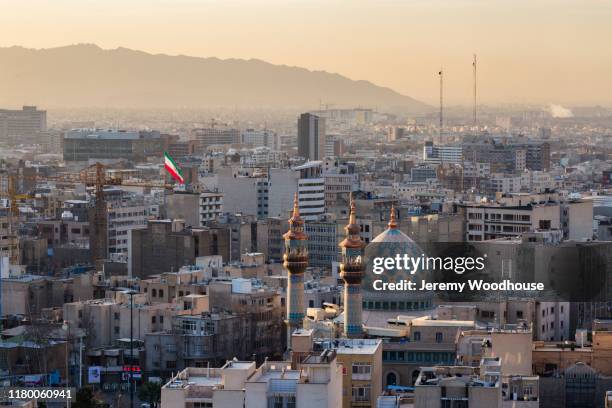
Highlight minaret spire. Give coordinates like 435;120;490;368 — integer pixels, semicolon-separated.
388;204;398;229
283;192;308;349
340;193;366;338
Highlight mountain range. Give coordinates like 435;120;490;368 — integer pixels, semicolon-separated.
0;44;429;112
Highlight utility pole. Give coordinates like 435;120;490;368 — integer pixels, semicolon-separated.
473;54;477;129
438;68;444;144
129;290;135;408
63;320;71;408
92;163;107;269
79;335;83;388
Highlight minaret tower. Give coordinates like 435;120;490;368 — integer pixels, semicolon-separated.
340;194;366;338
283;193;308;349
388;204;398;230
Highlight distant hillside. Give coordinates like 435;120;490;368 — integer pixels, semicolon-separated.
0;44;429;112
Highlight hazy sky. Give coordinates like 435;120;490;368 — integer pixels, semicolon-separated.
2;0;611;106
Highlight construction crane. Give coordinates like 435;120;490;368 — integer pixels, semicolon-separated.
77;163;174;267
439;68;444;144
0;169;84;266
3;163;175;269
473;54;478;129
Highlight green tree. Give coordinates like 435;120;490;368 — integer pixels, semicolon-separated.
138;381;162;407
72;388;109;408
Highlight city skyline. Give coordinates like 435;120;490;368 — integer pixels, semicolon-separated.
1;0;612;106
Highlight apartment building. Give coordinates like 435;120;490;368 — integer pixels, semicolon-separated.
192;127;240;151
106;191;148;263
376;316;474;388
129;219;230;277
62;294;176;348
310;337;384;408
414;360;501;408
215;166;298;220
0;106;46;139
295;161;326;221
423;142;463;164
460;194;561;242
200;191;224;224
63;129;164;162
241;128;279;150
298;113;326;161
161;352;343;408
304;214;344;269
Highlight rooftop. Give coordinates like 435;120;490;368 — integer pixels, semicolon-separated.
315;338;382;355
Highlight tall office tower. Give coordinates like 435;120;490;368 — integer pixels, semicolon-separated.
294;161;325;221
283;194;308;349
297;113;326;160
0;106;46;139
192;127;240;151
340;195;366;338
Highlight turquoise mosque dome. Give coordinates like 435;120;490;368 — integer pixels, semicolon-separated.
362;207;434;311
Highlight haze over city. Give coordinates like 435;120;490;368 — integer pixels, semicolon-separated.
1;0;612;106
1;1;612;407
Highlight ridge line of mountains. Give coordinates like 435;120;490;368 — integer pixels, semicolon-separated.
0;44;430;112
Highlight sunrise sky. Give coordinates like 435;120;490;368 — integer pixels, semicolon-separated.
2;0;611;106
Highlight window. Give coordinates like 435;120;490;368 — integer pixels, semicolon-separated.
516;310;524;319
436;332;443;343
166;360;176;369
352;363;371;380
351;386;371;402
413;331;421;341
114;312;119;320
159;289;164;298
152;316;156;324
481;310;494;318
114;326;119;334
268;395;295;408
182;320;196;331
152;289;157;297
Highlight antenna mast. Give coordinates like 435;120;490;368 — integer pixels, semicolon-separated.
473;54;477;129
438;68;443;144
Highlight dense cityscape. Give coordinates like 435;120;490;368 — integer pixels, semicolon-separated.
1;1;612;406
0;98;611;408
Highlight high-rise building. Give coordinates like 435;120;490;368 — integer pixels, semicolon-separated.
423;142;463;164
106;190;148;263
339;195;366;338
295;161;326;221
283;194;308;349
63;129;164;162
304;214;343;268
0;106;47;139
241;128;279;150
192;127;240;151
298;113;326;160
129;219;230;277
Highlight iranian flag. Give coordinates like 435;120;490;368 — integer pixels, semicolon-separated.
164;152;185;184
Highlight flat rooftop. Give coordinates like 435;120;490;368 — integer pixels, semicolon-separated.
316;338;382;355
411;317;475;328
